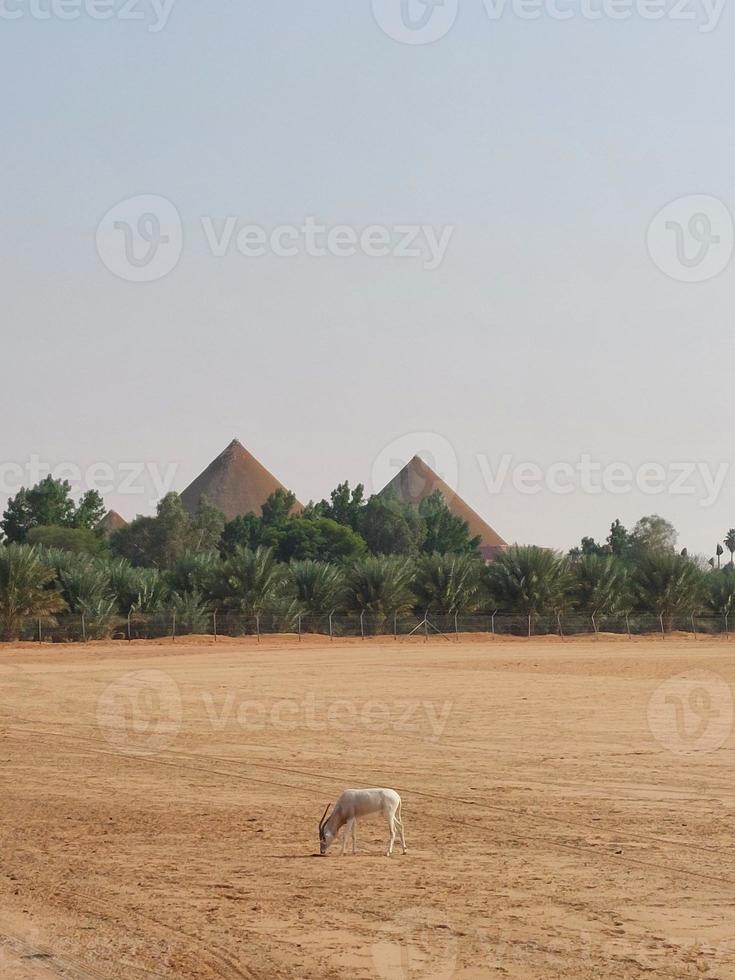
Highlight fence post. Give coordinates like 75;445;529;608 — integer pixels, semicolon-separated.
394;610;397;641
256;613;261;643
454;612;459;641
360;610;365;640
691;614;697;640
172;610;176;642
591;612;598;640
81;613;86;644
492;610;497;639
425;611;429;643
213;609;217;643
127;609;132;642
659;611;665;639
37;619;42;644
298;614;302;642
527;614;532;639
625;612;631;640
725;612;729;640
329;611;333;641
557;612;564;641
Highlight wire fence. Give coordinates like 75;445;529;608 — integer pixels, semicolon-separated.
8;609;735;643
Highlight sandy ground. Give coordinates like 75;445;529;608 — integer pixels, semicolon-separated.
1;633;734;979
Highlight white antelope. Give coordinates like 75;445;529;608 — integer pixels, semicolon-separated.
319;788;407;857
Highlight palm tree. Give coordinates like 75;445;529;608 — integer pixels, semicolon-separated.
571;554;631;626
483;545;571;619
633;551;706;628
412;553;482;616
343;556;415;623
55;555;118;639
707;567;735;620
167;550;219;600
288;560;345;618
724;530;735;568
0;544;66;640
211;546;286;616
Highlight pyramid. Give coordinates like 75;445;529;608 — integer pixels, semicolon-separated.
378;455;507;560
97;510;128;536
180;439;302;521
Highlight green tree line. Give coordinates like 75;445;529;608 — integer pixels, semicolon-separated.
1;476;734;641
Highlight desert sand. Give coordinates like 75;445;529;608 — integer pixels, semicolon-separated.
1;634;734;979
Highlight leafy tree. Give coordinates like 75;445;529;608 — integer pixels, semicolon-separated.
1;479;107;544
358;493;425;556
0;544;66;639
418;491;480;555
569;536;609;559
221;513;264;556
27;525;108;556
484;545;571;617
2;478;74;543
313;482;366;531
72;490;107;530
630;515;677;557
288;560;345;617
606;520;632;559
268;516;367;564
191;496;226;553
413;553;482;614
111;493;210;568
261;489;297;526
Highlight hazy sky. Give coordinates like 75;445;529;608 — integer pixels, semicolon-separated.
2;0;734;555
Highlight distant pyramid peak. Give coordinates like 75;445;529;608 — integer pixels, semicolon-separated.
180;439;302;521
97;509;128;535
378;456;507;560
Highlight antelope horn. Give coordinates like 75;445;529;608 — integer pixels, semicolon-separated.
319;804;331;832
